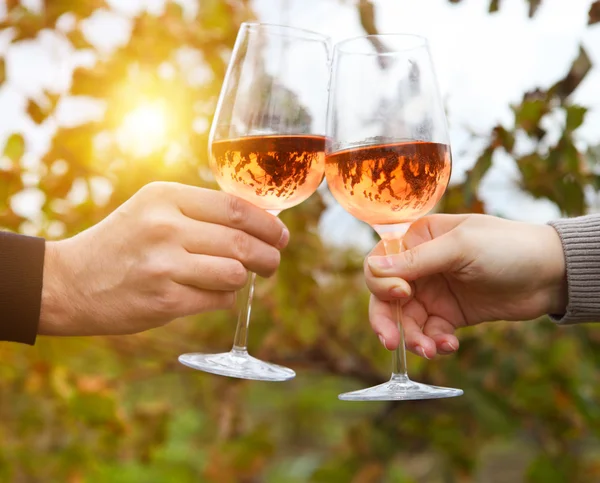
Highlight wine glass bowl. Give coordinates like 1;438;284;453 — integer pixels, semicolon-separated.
324;140;451;227
178;23;331;381
210;134;326;213
325;34;463;400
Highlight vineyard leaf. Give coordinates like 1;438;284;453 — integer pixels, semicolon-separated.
3;133;25;161
550;46;592;101
589;0;600;25
565;105;587;132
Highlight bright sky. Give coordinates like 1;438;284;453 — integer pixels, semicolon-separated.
1;0;599;250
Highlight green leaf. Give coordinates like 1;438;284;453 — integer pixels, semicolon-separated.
3;133;25;161
492;125;515;152
561;140;581;174
565;105;587;132
464;146;494;204
489;0;501;13
560;177;585;216
513;98;548;137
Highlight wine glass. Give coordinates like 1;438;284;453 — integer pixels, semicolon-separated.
324;34;463;400
178;23;331;381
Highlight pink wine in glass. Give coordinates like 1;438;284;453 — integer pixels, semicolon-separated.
325;141;451;225
211;135;326;212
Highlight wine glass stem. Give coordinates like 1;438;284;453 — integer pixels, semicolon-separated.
390;300;408;379
232;272;257;352
382;237;409;380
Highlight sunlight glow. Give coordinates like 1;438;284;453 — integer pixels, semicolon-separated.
117;102;169;157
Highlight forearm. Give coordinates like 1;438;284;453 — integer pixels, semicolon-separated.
0;231;45;345
549;215;600;324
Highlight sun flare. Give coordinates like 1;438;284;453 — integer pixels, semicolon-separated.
117;102;169;157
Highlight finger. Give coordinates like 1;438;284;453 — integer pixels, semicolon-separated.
181;221;280;277
369;296;437;358
364;258;412;301
364;275;412;301
173;254;249;291
367;231;464;282
402;300;437;358
154;284;235;320
369;295;400;350
170;184;290;249
422;315;460;355
178;286;236;315
404;214;470;247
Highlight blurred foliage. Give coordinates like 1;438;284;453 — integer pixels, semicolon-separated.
1;1;600;482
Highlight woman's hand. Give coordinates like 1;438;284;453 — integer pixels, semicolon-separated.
365;214;567;358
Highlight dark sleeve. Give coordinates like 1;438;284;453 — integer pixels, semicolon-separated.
0;231;45;345
548;215;600;324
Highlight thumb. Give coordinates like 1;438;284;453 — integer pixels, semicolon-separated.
367;232;463;281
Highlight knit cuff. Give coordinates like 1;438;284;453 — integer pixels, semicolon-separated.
0;232;45;345
548;215;600;325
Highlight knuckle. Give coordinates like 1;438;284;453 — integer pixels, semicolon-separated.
232;231;251;262
226;195;247;227
402;248;418;271
262;248;280;275
450;226;466;246
152;286;180;315
368;283;392;300
227;260;249;288
144;213;178;239
146;259;174;280
141;251;176;280
141;181;172;198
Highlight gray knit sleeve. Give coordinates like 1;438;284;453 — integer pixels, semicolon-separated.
548;215;600;325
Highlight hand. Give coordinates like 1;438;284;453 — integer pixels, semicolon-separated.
40;182;289;336
365;214;567;358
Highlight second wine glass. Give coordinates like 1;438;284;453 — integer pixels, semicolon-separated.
325;34;463;400
178;23;331;381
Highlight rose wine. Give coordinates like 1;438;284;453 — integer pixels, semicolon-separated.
210;135;326;211
325;141;451;226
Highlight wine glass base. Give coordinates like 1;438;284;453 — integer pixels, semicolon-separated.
338;375;463;401
178;349;296;382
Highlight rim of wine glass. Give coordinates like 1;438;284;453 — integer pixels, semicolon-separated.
334;33;429;55
241;22;331;43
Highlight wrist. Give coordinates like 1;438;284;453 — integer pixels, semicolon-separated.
540;225;568;316
39;240;75;335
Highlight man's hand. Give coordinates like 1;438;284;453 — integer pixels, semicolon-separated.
40;182;289;336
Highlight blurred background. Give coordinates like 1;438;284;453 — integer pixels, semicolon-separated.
1;0;600;481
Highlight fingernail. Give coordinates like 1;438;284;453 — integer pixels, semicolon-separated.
378;334;388;350
368;256;393;270
442;341;457;352
390;285;408;298
277;227;290;249
417;345;431;360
